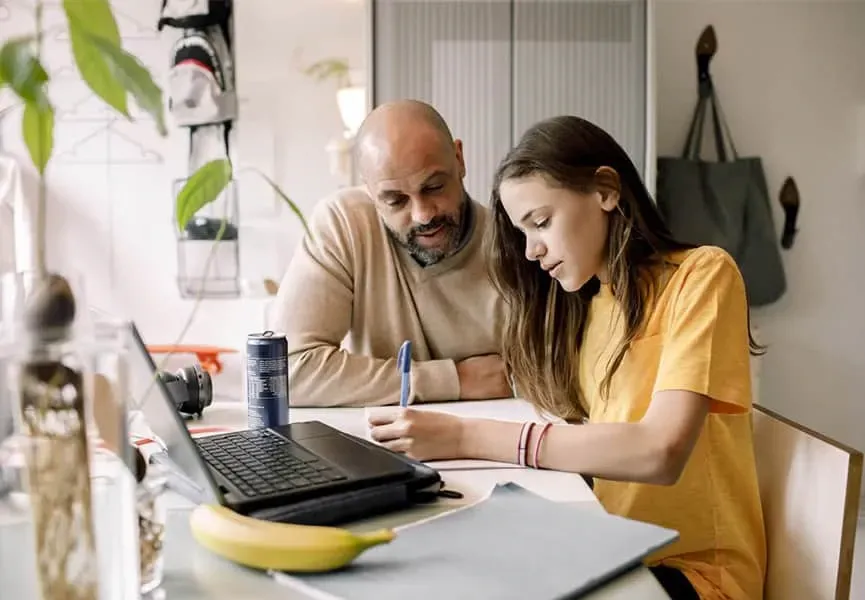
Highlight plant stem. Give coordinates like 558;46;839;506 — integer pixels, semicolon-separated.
35;155;47;279
35;1;43;53
132;200;231;409
34;0;47;279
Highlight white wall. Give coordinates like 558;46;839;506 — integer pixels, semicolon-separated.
0;0;367;398
6;0;863;437
655;0;865;450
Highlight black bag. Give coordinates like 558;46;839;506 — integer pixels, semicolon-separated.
158;0;232;33
656;79;786;307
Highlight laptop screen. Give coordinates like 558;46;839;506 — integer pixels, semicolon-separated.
126;322;222;505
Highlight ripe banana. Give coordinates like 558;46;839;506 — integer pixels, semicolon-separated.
189;504;396;572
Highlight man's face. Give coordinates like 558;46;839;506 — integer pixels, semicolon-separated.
364;136;468;266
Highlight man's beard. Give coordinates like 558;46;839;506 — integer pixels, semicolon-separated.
387;208;466;266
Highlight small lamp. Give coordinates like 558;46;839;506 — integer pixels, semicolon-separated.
327;85;368;186
336;85;367;138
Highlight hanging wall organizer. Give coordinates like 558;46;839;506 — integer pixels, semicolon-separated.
158;0;241;298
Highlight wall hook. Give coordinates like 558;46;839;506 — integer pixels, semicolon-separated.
696;25;717;87
778;176;800;249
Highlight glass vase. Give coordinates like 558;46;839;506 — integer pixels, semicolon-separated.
137;462;168;596
0;271;140;600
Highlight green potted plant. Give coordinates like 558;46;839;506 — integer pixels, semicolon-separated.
0;1;305;598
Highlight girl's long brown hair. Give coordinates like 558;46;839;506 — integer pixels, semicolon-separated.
485;116;763;422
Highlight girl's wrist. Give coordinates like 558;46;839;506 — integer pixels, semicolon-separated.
457;417;526;463
455;416;473;458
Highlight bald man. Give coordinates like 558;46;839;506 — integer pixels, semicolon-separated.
269;100;510;407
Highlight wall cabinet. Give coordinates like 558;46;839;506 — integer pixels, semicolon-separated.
370;0;654;202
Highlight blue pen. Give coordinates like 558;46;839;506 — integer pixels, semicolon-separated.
397;340;412;407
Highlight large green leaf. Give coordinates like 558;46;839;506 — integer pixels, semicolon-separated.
249;168;310;235
22;101;55;174
62;0;128;118
175;159;233;232
62;0;121;43
0;38;49;107
86;35;166;136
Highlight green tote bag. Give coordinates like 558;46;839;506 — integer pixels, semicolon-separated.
656;83;786;307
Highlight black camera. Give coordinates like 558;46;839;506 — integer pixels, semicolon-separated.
157;364;213;418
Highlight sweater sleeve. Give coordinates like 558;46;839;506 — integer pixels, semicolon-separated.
268;195;460;407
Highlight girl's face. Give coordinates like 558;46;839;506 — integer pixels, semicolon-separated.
498;173;619;292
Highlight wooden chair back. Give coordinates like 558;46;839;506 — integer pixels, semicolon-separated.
752;404;862;600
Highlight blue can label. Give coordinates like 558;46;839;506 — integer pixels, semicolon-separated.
246;331;289;429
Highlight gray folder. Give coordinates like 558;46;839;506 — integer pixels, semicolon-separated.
280;482;678;600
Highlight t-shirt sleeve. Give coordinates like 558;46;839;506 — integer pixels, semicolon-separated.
653;248;753;414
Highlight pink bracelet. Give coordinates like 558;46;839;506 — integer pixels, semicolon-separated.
516;422;532;466
532;423;553;468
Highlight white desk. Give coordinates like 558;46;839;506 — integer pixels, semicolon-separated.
155;399;670;599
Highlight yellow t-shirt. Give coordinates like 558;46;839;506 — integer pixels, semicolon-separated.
580;246;766;600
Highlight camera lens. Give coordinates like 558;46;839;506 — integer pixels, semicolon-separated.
178;365;212;414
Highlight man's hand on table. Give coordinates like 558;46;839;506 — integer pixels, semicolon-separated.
455;354;512;400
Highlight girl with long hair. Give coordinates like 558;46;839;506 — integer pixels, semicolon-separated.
368;115;767;600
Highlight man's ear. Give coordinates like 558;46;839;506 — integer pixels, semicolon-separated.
594;166;621;212
454;139;466;179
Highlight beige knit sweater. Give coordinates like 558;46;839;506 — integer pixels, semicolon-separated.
268;186;505;407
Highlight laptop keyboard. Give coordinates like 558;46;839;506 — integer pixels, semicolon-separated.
195;429;349;499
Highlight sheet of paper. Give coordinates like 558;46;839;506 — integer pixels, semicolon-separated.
411;399;546;422
272;482;678;600
424;459;521;471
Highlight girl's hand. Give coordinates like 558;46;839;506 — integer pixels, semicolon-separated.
367;407;465;461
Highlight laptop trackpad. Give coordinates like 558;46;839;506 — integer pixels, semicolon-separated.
300;434;413;481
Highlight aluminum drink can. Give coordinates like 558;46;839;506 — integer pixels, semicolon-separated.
246;331;289;428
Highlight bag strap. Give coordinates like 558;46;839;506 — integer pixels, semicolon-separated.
681;76;739;162
708;89;739;160
681;95;707;159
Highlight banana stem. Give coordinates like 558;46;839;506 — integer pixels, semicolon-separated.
354;529;396;550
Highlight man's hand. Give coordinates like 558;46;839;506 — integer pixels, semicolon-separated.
455;354;512;400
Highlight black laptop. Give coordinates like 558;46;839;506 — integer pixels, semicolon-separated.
127;323;443;526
